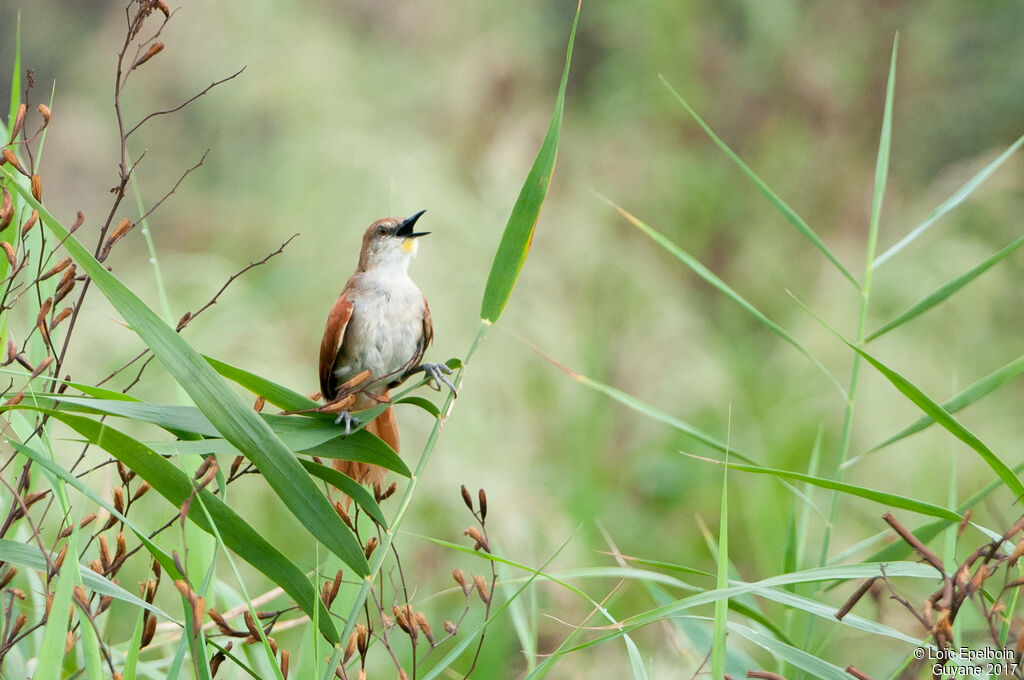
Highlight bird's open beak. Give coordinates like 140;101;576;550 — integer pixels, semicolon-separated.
396;210;429;238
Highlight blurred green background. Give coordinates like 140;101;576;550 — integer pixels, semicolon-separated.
3;0;1023;676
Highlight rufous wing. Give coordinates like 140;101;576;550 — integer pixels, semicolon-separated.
319;291;353;400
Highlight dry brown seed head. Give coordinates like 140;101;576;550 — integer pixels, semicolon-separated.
1;149;21;171
35;298;53;328
463;526;490;552
22;489;46;509
363;536;378;559
11;103;26;138
344;629;357;662
141;612;157;647
109;218;133;244
54;545;68;570
334;501;353;529
144;579;157;604
1;242;15;268
30;175;41;201
112;487;125;514
156;0;170;17
0;188;12;229
152;558;162;580
443;620;456;635
318;395;355;415
267;636;278;655
173;579;193;600
0;566;17;589
356;623;368;657
3;392;24;407
280;649;290;678
473;574;490;604
243;610;260;638
208;607;230;632
229;454;244;478
392;605;411;633
176;311;192;330
21;209;38;236
478;488;487;520
6;339;15;362
329;569;343;603
40;257;72;281
65;630;76;654
98;594;113;614
193;596;206;631
98;535;111;570
115;533;127;560
37;104;51;125
70;211;85;232
11;613;26;637
452;568;466;590
357;670;366;680
460;484;473;511
210;653;225;678
253;396;266;412
50;307;72;329
132;41;165;69
132;481;151;501
73;585;89;608
379;481;397;501
11;588;26;600
414;612;434;644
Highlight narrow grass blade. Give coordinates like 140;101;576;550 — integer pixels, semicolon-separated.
480;2;579;322
845;343;1024;499
683;453;961;521
658;76;858;288
0;174;369;577
9;407;341;643
205;355;319;412
865;355;1024;454
299;459;387;526
874;131;1024;268
33;531;77;680
5;13;20;140
122;608;146;680
728;622;850;680
0;538;172;619
865;33;898;273
599;195;845;396
711;441;729;680
866;234;1024;342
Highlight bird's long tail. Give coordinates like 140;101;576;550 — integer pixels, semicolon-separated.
334;393;399;492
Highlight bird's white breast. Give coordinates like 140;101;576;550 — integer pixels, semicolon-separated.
335;266;425;392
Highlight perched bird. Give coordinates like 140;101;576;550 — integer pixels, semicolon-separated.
319;210;455;487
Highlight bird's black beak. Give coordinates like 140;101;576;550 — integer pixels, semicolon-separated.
396;210;429;238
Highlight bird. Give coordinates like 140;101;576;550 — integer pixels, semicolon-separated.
318;210;455;488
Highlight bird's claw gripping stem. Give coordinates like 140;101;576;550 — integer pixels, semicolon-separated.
333;410;360;434
420;362;457;396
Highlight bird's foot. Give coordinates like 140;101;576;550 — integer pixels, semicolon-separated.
420;362;457;396
332;410;360;434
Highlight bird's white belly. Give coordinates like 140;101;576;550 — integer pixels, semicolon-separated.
335;274;424;392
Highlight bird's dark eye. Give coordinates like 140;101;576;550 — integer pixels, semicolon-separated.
377;225;389;236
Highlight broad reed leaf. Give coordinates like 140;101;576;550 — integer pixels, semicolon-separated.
865;354;1024;454
205;355;319;412
8;406;342;644
0;173;369;577
658;76;858;288
480;3;579;323
874;130;1024;268
866;234;1024;341
599;196;845;396
845;343;1024;499
684;453;961;521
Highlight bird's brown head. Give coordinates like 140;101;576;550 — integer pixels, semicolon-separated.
357;210;429;271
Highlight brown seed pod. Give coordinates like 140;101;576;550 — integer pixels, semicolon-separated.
363;536;378;559
193;596;205;631
40;257;72;281
11;103;26;138
70;211;84;232
132;41;164;69
460;484;473;512
132;481;151;501
443;620;456;635
37;104;51;125
98;535;111;571
3;392;24;407
0;188;12;229
0;566;18;589
1;149;21;171
141;613;157;647
414;612;434;645
29;357;53;381
253;396;266;412
463;526;490;553
356;623;368;657
478;488;487;520
344;629;357;662
280;649;290;679
50;307;72;330
392;605;411;634
21;209;38;236
452;568;467;591
30;175;41;201
112;487;125;514
473;574;490;605
1;242;16;268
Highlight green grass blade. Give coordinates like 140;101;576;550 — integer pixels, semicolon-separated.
727;622;850;680
205;355;320;412
866;234;1024;342
874;130;1024;268
5;12;20;138
8;407;341;644
683;453;961;521
122;608;146;680
480;2;579;323
866;33;898;273
0;538;172;619
299;459;387;526
711;437;729;680
0;173;370;577
599;195;845;396
658;76;858;288
33;531;77;680
864;354;1024;455
845;343;1024;499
